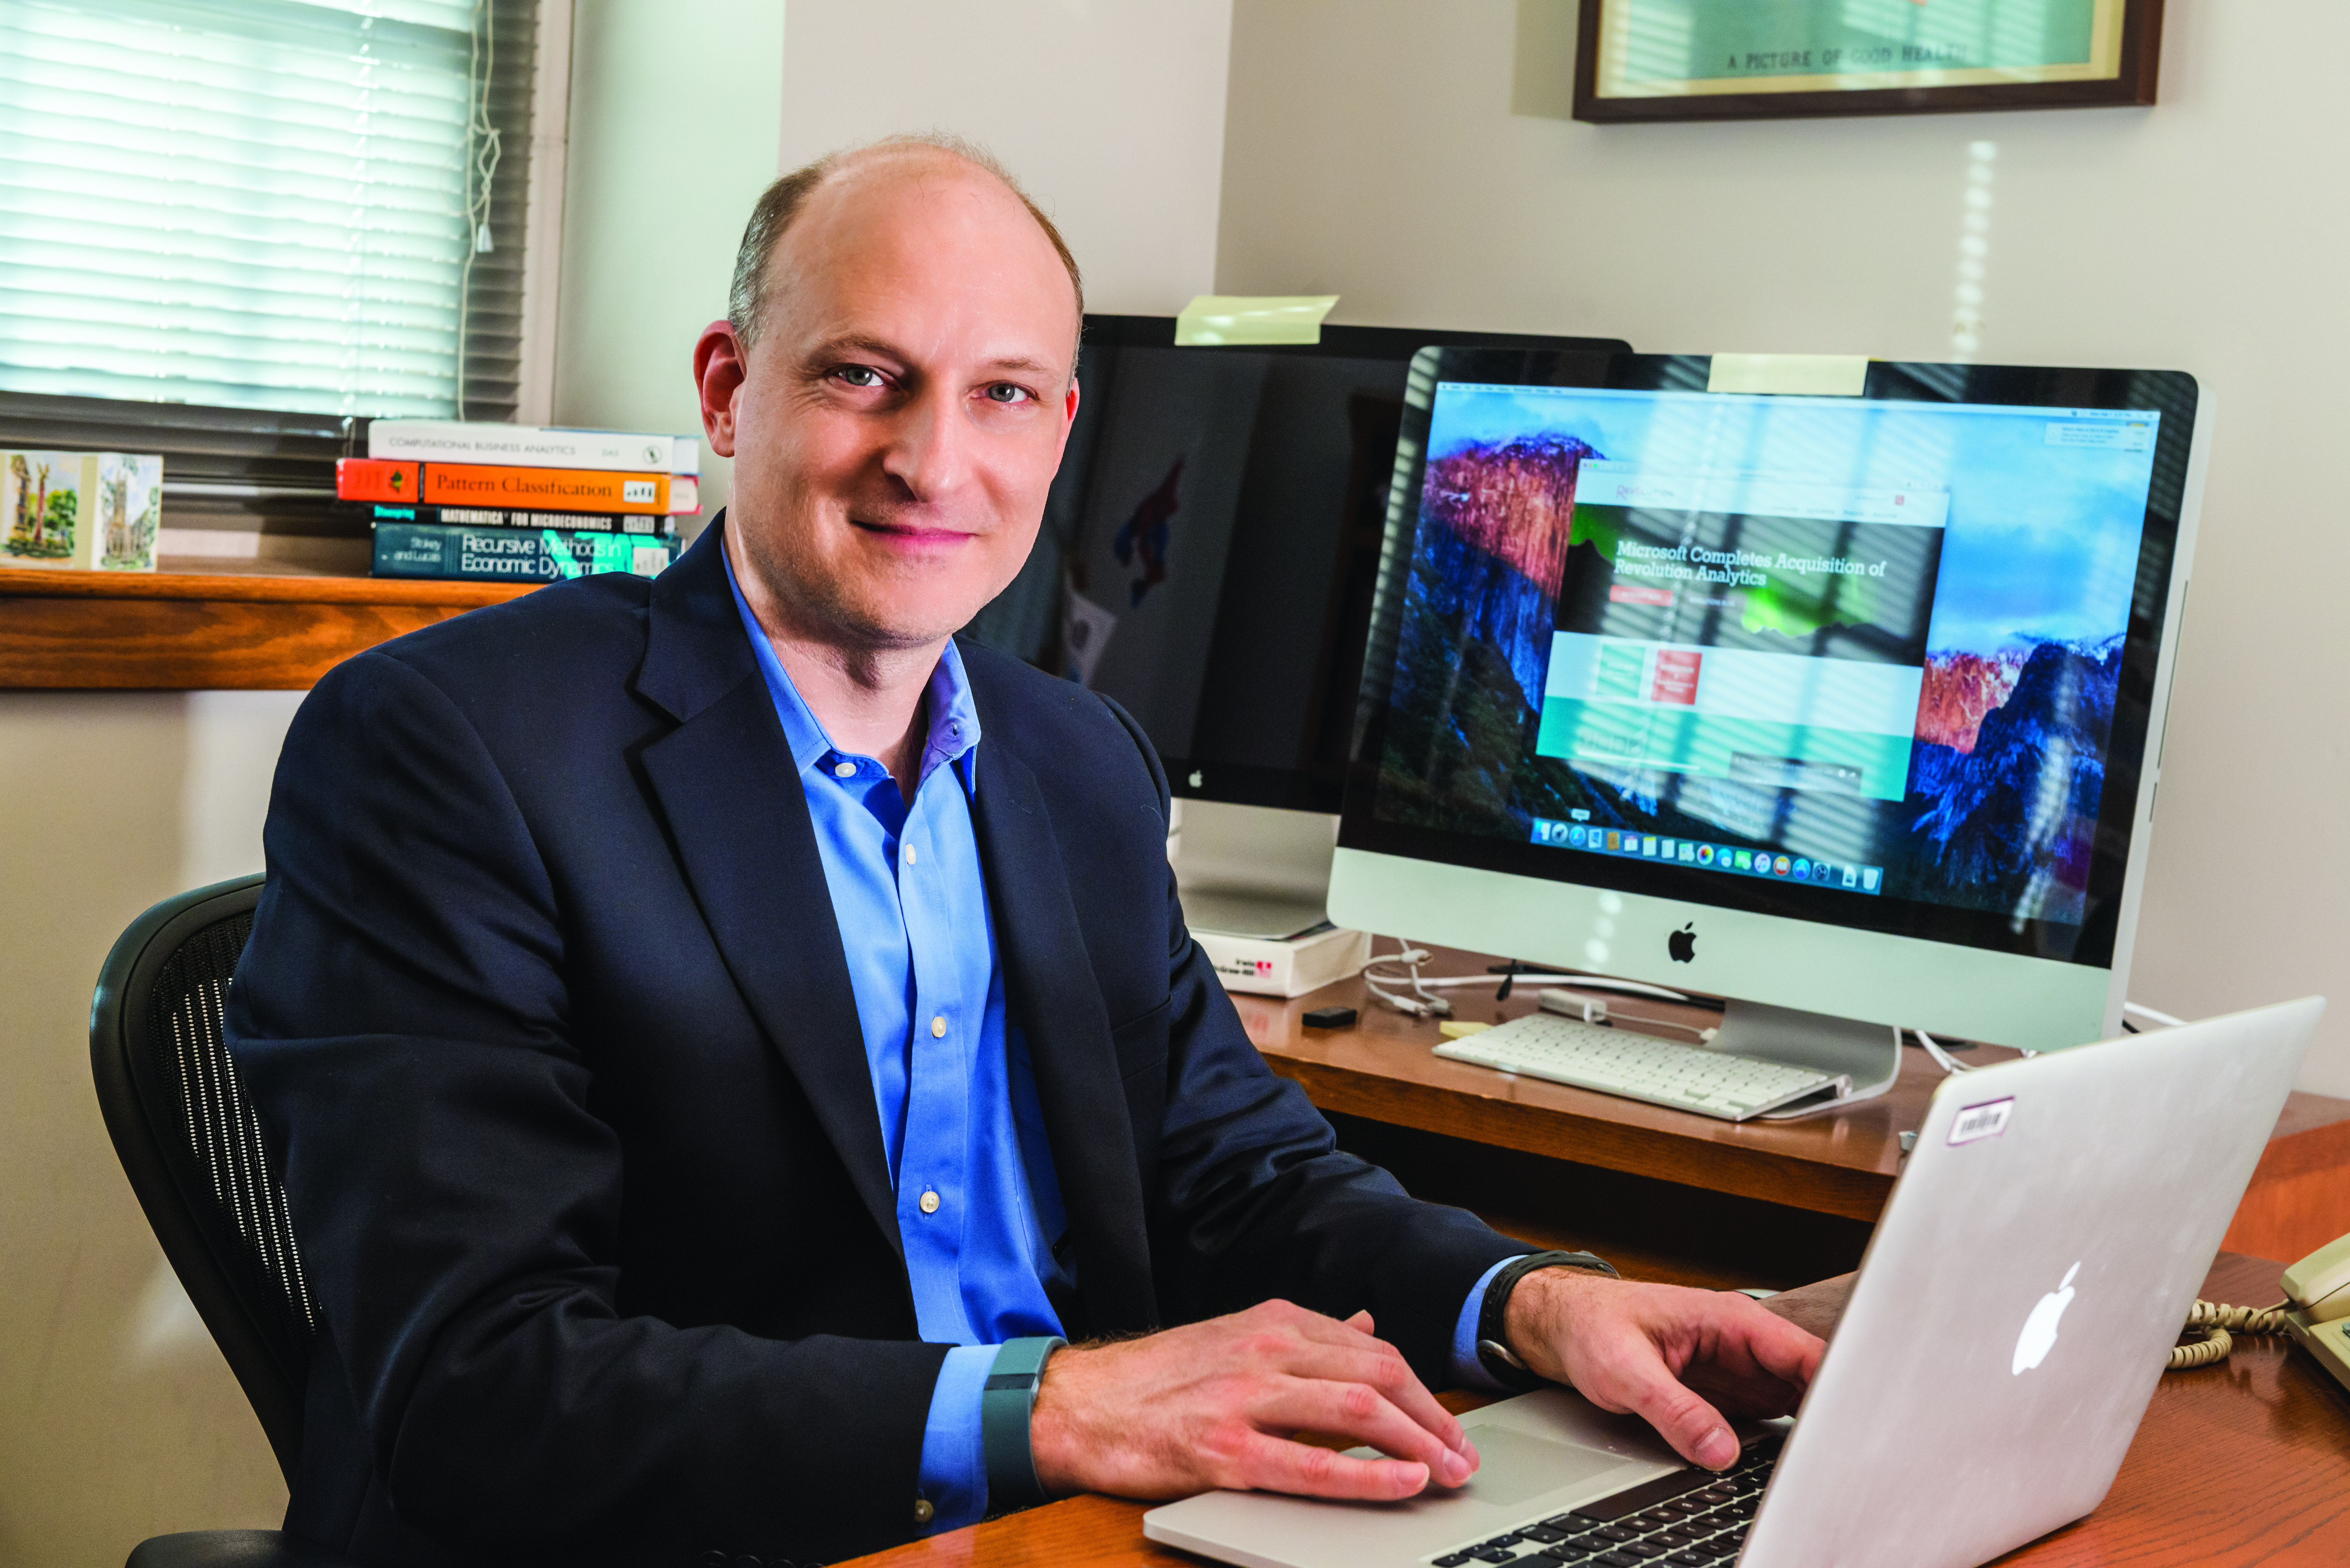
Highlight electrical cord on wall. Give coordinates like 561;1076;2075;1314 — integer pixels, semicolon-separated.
453;0;503;419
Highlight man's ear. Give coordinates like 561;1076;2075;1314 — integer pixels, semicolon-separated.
694;320;748;458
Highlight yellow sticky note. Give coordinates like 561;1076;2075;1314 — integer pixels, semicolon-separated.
1175;294;1339;347
1438;1020;1492;1040
1706;354;1870;396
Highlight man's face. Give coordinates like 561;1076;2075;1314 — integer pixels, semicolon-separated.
711;155;1080;652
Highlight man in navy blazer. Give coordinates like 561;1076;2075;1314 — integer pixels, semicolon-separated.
228;135;1820;1568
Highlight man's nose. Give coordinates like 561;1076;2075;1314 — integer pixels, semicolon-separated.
880;381;975;502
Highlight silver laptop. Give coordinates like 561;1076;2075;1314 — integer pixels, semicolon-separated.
1145;997;2324;1568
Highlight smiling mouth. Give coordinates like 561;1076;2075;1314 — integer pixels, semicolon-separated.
851;518;976;545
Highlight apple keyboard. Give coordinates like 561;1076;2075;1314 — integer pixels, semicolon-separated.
1433;1012;1847;1121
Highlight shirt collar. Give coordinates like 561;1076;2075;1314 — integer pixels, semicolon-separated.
721;539;983;791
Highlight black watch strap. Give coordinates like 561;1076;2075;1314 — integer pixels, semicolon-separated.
980;1335;1065;1512
1476;1249;1618;1389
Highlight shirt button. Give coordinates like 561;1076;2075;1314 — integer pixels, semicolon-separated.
919;1189;940;1215
905;844;917;865
913;1497;935;1525
930;1015;947;1038
832;760;856;778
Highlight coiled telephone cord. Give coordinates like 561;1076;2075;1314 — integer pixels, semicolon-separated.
2166;1299;2291;1370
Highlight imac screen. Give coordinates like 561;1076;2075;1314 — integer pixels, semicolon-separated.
1353;365;2193;964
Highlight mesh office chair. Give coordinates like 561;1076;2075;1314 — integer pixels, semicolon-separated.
91;875;355;1568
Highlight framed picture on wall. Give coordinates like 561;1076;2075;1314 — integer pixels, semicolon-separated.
1572;0;2164;123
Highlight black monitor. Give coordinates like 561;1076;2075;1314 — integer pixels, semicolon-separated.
961;315;1633;814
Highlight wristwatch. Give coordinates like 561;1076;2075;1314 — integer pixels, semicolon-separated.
1475;1250;1618;1390
981;1335;1065;1512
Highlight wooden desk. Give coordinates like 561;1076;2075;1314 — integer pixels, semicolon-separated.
1222;954;2350;1276
839;1252;2350;1567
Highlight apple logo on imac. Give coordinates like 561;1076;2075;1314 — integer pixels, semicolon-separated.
2012;1261;2082;1375
1667;923;1697;964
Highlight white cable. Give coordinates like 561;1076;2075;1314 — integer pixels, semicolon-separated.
1914;1028;1972;1074
453;0;503;419
1357;942;1697;1021
2124;1001;2187;1029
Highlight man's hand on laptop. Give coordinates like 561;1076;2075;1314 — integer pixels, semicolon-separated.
1506;1270;1824;1471
1029;1299;1480;1503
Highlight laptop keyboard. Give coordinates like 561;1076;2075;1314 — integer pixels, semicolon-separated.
1427;1436;1781;1566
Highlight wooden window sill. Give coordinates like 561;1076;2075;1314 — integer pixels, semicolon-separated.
0;563;542;689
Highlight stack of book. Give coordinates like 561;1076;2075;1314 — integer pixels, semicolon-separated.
341;422;702;582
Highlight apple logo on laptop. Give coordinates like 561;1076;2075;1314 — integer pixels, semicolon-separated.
2012;1261;2081;1375
1667;923;1697;963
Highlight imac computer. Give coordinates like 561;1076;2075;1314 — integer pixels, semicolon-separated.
961;314;1628;939
1330;351;2207;1106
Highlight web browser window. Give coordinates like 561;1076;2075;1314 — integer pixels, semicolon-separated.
1371;381;2164;936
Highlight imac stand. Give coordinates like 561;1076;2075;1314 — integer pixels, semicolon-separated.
1710;999;1905;1120
1171;799;1338;940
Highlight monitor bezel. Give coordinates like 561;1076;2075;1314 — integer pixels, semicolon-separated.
1337;351;2200;975
1056;315;1631;815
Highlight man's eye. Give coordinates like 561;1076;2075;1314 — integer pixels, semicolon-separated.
834;366;886;388
983;383;1033;405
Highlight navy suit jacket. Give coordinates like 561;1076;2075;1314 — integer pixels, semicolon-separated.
226;520;1524;1568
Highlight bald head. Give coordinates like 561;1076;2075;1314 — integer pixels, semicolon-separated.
728;135;1084;361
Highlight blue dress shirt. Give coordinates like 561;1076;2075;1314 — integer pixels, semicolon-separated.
724;548;1509;1530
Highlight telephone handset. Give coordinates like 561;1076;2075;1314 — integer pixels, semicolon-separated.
2279;1231;2350;1323
2167;1231;2350;1391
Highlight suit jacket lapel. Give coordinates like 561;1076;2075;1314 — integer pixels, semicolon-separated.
635;524;904;1266
969;740;1158;1334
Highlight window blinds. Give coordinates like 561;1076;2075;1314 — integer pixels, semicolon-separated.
0;0;537;422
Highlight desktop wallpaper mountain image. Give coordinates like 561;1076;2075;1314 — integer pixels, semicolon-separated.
1373;438;2121;947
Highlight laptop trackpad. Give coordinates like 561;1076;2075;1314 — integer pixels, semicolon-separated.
1349;1425;1633;1510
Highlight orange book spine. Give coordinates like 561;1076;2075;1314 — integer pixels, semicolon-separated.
420;464;670;514
337;458;421;503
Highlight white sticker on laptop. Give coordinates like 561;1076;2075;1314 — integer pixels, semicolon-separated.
1949;1097;2014;1146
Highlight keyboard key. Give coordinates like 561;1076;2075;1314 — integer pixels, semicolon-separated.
1520;1525;1569;1545
1621;1545;1670;1560
1470;1551;1514;1564
1435;1556;1470;1567
1667;1554;1709;1567
1593;1554;1643;1568
1482;1536;1525;1549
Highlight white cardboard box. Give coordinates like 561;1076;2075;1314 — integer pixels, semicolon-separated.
1196;926;1370;998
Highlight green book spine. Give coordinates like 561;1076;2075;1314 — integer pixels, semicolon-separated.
372;521;683;581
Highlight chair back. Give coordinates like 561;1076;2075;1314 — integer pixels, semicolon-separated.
91;874;313;1482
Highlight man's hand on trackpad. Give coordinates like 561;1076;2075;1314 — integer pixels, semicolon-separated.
1505;1270;1825;1472
1028;1300;1479;1503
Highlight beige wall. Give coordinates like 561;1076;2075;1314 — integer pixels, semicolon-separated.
778;0;1235;314
552;0;788;533
1217;0;2350;1095
0;690;302;1565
